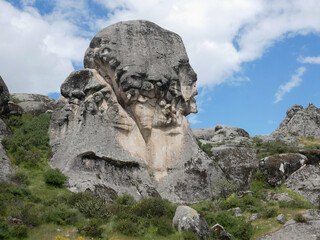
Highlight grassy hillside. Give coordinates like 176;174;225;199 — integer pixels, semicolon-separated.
0;114;314;240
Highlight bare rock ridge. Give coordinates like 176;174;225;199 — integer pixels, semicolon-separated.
272;103;320;139
49;20;225;204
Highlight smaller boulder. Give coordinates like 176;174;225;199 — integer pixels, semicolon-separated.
259;153;307;187
276;214;286;224
173;205;211;239
250;213;259;221
211;223;232;240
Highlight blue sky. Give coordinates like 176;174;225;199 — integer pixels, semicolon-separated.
1;0;320;136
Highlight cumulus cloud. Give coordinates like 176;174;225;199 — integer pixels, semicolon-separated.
274;67;306;103
0;0;90;94
298;56;320;64
187;114;200;125
1;0;320;94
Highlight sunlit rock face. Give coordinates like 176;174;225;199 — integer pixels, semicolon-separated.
49;20;225;203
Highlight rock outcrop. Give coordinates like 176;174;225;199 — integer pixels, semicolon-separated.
285;164;320;206
258;210;320;240
49;20;225;204
211;145;258;189
272;103;320;138
0;76;10;115
10;93;56;116
172;205;211;239
259;153;307;187
193;124;251;145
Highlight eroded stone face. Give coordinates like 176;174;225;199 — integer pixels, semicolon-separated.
49;20;225;203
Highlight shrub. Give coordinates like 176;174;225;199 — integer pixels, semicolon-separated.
19;203;42;226
152;216;174;236
260;206;277;218
11;225;28;238
44;169;68;187
43;204;81;225
255;140;297;159
214;180;239;199
0;218;10;240
77;219;104;238
11;171;30;185
72;192;111;219
294;213;307;223
181;230;200;240
114;218;141;236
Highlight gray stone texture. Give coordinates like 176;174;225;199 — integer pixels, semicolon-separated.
49;20;225;204
172;205;211;239
0;76;10;115
259;153;307;187
285;164;320;206
11;93;56;116
273;103;320;138
258;210;320;240
211;145;258;190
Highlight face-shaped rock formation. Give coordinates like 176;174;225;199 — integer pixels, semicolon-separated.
49;20;225;203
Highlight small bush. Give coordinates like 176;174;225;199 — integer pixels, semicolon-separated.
43;204;81;225
11;171;30;185
11;225;28;238
294;214;307;223
260;206;277;218
181;230;200;240
114;218;141;236
197;140;213;156
152;216;174;236
19;203;42;226
0;218;10;240
44;169;68;187
77;219;104;238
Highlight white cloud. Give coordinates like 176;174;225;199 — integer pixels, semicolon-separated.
274;67;306;103
0;0;90;94
1;0;320;94
298;56;320;64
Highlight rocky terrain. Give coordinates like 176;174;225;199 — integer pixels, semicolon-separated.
0;20;320;240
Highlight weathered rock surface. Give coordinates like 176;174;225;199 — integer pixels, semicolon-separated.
211;145;258;189
285;164;320;206
273;103;320;138
258;210;320;240
193;125;251;145
172;205;211;239
259;153;307;186
10;93;56;116
276;214;286;224
265;192;295;202
49;20;225;203
0;119;13;182
0;76;10;115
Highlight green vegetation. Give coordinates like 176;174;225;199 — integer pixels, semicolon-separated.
0;113;315;240
252;138;298;159
293;213;307;223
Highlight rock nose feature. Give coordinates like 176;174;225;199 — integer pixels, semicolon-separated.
49;20;225;203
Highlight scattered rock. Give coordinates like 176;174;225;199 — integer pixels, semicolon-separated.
56;229;61;232
49;20;225;204
265;192;295;202
276;214;286;224
7;216;23;226
259;153;307;187
250;213;259;221
258;210;320;240
211;145;258;190
10;93;56;116
285;164;320;206
228;207;242;217
211;223;233;240
173;205;211;239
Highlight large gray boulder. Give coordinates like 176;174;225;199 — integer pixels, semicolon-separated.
273;103;320;138
258;210;320;240
49;20;225;204
172;205;211;239
285;164;320;206
10;93;56;116
211;145;258;189
259;153;307;187
0;76;10;115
